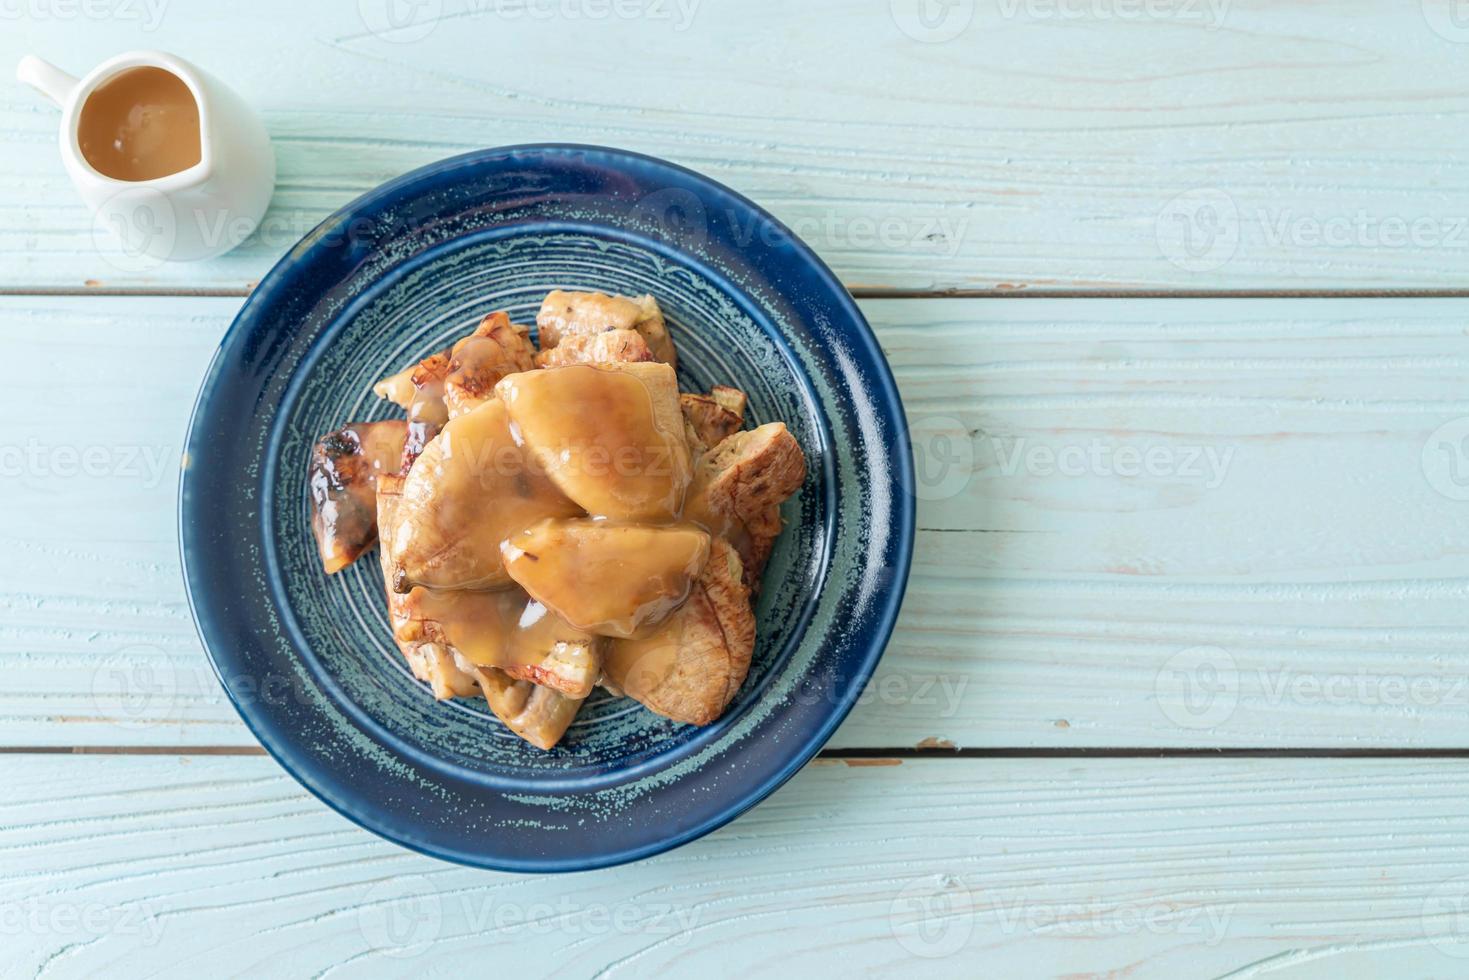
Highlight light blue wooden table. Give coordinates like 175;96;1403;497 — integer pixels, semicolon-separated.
6;2;1469;976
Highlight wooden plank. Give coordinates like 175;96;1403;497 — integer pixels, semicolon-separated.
2;296;1466;749
7;1;1469;292
9;753;1469;976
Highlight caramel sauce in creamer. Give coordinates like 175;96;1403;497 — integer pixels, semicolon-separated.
78;67;201;182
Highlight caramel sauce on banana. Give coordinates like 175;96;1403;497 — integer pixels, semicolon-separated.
388;398;581;591
405;587;594;669
308;421;407;574
376;357;750;716
502;518;710;638
496;363;691;522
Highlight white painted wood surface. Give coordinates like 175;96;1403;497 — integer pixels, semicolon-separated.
6;4;1469;976
11;753;1469;977
8;0;1469;292
4;295;1466;750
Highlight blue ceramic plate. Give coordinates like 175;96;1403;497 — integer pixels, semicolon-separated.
180;144;914;872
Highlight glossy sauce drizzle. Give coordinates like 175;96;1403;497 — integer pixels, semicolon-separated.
390;398;581;592
394;361;727;678
501;518;710;638
405;587;594;669
496;363;691;522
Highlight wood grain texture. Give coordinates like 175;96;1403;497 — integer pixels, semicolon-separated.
7;0;1469;292
2;295;1465;749
10;754;1469;977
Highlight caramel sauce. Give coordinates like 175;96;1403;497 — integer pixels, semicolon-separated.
448;337;509;393
374;347;760;720
308;421;407;574
388;398;581;591
496;363;691;522
373;359;447;427
443;314;532;414
374;353;452;469
501;518;710;638
406;374;448;428
78;67;201;182
405;587;594;669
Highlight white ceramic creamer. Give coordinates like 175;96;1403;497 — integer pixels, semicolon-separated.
17;50;276;264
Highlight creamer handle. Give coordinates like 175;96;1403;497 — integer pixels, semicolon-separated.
16;55;79;107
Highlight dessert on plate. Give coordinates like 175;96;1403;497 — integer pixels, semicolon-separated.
307;290;806;749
